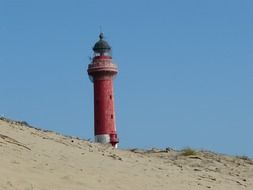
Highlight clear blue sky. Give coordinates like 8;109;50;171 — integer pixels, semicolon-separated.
0;0;252;157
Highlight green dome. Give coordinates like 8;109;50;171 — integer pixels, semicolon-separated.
92;33;111;54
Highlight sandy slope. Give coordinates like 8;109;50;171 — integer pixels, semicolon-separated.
0;118;252;190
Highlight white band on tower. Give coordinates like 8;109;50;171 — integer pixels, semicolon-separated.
95;134;110;144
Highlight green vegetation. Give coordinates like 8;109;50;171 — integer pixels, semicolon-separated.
236;155;251;161
180;147;197;156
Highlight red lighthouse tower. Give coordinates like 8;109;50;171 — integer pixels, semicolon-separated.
87;33;119;147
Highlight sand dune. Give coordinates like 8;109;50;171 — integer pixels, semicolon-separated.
0;117;252;190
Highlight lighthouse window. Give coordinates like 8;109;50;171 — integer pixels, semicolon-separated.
109;95;112;99
111;114;113;119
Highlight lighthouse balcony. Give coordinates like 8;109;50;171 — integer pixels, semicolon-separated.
88;60;118;73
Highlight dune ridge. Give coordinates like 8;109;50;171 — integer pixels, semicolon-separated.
0;117;252;190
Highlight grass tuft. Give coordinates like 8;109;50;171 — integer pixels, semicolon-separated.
180;147;197;156
236;155;251;161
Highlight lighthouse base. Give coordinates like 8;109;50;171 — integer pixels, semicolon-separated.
95;134;110;144
95;134;118;148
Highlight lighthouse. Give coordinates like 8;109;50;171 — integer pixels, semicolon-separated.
87;33;119;148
